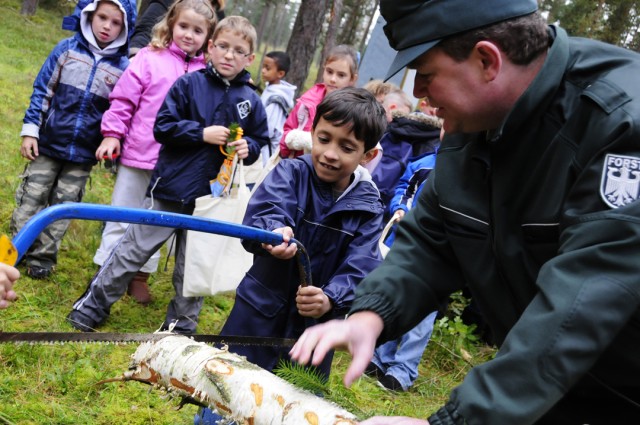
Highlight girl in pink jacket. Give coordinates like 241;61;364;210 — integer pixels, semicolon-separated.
279;45;359;158
93;0;217;303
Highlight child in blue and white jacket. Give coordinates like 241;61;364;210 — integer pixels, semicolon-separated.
367;115;441;392
11;0;136;279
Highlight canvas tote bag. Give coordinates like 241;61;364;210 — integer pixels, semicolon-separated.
249;147;282;195
183;159;254;297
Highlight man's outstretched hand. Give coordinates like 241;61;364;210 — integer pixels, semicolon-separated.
289;311;384;387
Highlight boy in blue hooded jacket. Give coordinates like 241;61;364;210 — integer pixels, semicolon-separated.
221;87;387;374
11;0;136;279
195;86;387;425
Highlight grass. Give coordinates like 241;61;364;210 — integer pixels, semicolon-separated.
0;0;495;423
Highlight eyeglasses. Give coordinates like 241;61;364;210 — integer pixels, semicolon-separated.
213;43;251;58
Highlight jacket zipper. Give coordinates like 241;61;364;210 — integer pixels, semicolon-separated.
184;55;191;73
487;145;520;312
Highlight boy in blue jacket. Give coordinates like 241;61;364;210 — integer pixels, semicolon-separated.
196;86;387;425
11;0;136;279
67;16;268;335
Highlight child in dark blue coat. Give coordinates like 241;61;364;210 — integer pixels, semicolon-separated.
195;87;387;424
67;16;268;335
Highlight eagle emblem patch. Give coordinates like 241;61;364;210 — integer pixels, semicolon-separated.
600;154;640;208
236;100;251;119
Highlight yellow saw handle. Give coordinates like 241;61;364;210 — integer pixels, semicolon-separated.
0;234;18;266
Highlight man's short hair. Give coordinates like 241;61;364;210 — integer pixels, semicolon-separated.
437;12;549;66
313;87;387;152
266;51;291;74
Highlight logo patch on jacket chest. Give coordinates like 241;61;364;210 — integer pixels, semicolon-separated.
600;153;640;208
236;100;251;119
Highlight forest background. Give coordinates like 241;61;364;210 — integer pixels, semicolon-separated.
1;0;639;424
17;0;640;96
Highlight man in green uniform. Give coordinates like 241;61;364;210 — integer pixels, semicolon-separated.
290;0;640;424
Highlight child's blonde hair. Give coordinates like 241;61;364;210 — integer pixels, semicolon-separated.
384;89;413;113
363;79;399;102
211;16;257;54
325;44;359;78
150;0;217;51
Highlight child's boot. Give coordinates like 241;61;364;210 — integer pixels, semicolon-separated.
127;272;152;305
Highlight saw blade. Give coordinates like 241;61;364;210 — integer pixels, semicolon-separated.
0;332;297;347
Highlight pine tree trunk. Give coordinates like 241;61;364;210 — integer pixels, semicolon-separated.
255;2;274;53
337;0;363;46
272;2;295;50
286;0;330;97
315;0;344;84
123;335;357;425
357;1;378;53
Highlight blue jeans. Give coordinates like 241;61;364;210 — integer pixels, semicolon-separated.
194;408;227;424
371;311;438;391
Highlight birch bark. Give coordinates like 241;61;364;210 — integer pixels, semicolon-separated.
123;334;357;425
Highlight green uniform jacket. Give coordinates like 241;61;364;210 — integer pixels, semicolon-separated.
351;26;640;424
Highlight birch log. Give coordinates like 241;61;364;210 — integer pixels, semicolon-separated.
122;334;358;425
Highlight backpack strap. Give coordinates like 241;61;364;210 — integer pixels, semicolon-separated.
265;95;290;117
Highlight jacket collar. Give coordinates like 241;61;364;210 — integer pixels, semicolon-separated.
205;62;253;87
490;25;569;144
298;155;384;213
168;42;205;64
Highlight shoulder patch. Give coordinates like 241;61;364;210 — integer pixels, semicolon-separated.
600;154;640;208
237;100;251;119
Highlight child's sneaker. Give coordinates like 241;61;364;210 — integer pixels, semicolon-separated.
377;374;406;392
66;310;99;332
364;362;384;380
27;265;51;279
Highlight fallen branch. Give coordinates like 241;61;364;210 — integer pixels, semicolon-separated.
104;334;357;425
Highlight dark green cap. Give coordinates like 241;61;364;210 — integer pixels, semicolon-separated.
381;0;539;79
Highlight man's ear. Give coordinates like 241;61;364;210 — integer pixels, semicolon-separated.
277;69;286;80
474;41;502;81
360;148;379;165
